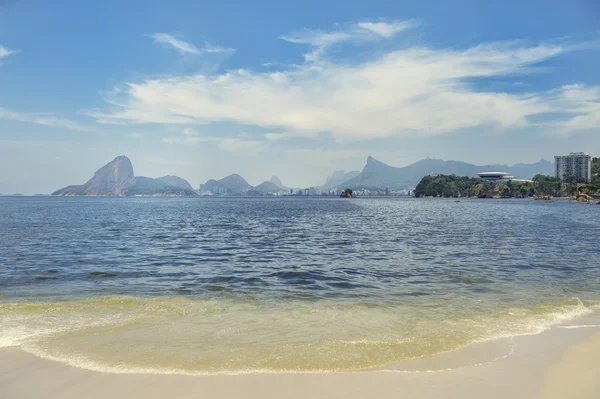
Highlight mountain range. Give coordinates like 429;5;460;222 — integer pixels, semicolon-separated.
334;156;555;190
200;174;290;194
52;156;198;196
51;154;556;196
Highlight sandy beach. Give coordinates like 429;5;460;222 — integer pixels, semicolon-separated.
2;311;599;399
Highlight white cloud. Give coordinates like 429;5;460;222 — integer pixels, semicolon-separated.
0;45;17;59
218;138;264;155
534;84;600;134
147;33;234;55
0;107;95;132
93;23;599;141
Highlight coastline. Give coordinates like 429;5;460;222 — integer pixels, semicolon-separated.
2;311;599;399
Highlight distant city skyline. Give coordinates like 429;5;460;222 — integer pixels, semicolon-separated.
1;0;599;194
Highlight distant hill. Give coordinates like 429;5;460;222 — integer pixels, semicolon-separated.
52;156;197;196
337;156;555;190
250;181;284;194
202;174;251;193
157;175;194;191
322;170;360;189
269;176;289;190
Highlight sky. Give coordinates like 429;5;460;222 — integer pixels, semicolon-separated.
1;0;600;194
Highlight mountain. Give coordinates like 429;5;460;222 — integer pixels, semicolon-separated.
157;175;194;191
250;181;284;194
52;156;197;196
269;176;288;190
202;174;251;193
322;170;361;189
507;159;555;179
52;156;135;196
338;156;555;190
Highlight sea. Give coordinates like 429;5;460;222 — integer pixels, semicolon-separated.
1;196;599;374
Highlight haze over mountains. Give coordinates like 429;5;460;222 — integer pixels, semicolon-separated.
322;171;361;190
49;155;555;196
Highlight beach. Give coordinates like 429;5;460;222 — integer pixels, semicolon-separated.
2;311;599;399
2;197;600;398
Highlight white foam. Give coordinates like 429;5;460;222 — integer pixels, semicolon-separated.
380;339;517;374
557;325;600;329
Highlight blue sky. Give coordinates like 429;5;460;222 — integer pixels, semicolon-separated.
1;0;599;193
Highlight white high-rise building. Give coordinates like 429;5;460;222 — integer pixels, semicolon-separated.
555;152;592;182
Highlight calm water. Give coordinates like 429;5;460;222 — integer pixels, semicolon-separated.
1;197;599;374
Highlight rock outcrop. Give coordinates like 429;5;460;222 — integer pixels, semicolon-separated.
575;193;593;202
340;189;353;198
52;156;135;196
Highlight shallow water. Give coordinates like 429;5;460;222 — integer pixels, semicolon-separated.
1;197;599;373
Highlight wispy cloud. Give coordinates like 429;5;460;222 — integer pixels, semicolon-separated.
281;19;419;62
0;107;95;132
93;23;599;141
147;33;234;55
0;44;17;59
356;21;417;38
162;128;222;144
144;157;197;167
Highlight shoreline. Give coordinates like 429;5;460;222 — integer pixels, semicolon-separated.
2;312;600;398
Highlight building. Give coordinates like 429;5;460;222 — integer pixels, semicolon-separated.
477;172;533;184
555;152;592;182
477;172;514;182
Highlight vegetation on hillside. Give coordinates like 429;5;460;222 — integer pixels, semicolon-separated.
592;157;600;185
413;174;593;198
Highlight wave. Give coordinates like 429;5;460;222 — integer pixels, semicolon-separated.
1;296;598;375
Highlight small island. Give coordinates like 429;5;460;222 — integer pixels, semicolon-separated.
340;189;354;198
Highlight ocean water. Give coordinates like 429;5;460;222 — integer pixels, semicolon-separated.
0;196;599;374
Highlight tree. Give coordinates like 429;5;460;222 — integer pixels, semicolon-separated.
518;187;528;198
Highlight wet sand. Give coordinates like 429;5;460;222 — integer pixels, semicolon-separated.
1;313;599;399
